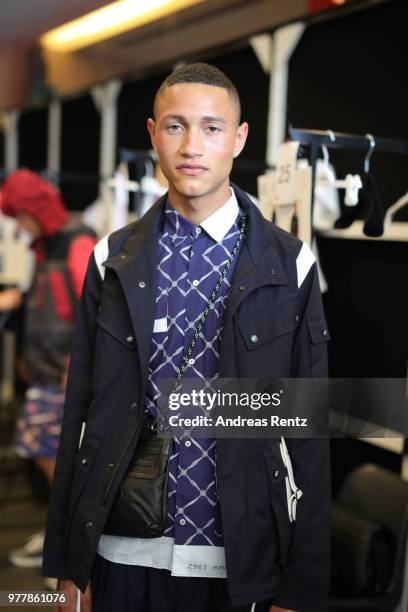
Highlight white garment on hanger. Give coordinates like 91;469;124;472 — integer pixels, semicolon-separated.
313;159;341;231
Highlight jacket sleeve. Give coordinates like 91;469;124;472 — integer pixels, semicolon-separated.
42;251;102;579
271;258;331;612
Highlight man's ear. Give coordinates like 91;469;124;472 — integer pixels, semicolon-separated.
233;122;249;158
147;118;156;150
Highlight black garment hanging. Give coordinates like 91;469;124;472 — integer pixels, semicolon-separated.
334;173;384;237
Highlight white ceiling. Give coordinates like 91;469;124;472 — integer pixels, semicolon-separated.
0;0;111;47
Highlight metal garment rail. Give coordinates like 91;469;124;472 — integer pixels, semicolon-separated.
288;126;408;229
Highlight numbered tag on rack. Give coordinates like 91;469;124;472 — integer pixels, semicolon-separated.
273;141;300;205
257;173;276;221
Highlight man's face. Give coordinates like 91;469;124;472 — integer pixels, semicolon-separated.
16;213;43;242
147;83;248;205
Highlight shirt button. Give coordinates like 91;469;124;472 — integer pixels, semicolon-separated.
179;518;186;526
239;284;246;292
185;440;192;447
81;458;88;465
322;329;328;337
192;280;199;287
138;281;146;288
195;227;201;235
120;254;127;260
130;401;138;411
188;358;195;365
249;334;258;344
86;521;94;528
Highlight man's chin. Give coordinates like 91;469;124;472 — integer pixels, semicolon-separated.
175;181;207;199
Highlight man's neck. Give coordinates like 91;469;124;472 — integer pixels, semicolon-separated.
168;183;232;225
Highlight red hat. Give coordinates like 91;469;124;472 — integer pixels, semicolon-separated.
1;169;68;236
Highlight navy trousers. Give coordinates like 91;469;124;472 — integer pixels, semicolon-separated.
91;554;272;612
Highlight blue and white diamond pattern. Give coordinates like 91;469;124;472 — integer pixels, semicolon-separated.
144;203;241;546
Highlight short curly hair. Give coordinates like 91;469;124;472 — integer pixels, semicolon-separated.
153;62;241;122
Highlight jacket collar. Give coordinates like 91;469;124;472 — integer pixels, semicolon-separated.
105;184;287;286
229;183;288;284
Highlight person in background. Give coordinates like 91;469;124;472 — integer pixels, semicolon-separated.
0;170;96;573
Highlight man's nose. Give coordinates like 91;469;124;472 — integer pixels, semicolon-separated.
180;128;203;157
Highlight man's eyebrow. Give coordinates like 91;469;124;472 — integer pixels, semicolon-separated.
160;114;185;123
159;114;227;124
202;115;226;124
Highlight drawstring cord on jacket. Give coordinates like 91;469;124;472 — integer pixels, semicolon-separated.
279;435;303;522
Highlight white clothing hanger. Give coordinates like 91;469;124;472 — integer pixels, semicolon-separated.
316;131;362;205
364;133;376;173
384;190;408;226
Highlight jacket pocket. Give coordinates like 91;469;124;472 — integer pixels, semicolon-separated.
236;300;299;351
96;289;136;351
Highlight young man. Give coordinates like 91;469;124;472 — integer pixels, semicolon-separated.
43;64;331;612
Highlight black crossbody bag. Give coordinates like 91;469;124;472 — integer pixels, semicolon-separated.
103;213;247;538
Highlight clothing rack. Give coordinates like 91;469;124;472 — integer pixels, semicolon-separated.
289;127;408;206
289;128;408;464
289;127;408;242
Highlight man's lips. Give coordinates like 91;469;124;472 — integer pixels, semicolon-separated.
176;164;208;176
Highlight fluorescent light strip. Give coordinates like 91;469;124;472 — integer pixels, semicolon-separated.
41;0;206;53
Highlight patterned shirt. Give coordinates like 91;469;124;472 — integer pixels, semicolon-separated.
98;188;242;578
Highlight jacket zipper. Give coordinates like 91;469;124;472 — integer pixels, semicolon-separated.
102;426;140;504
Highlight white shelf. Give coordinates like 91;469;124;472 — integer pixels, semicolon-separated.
318;220;408;242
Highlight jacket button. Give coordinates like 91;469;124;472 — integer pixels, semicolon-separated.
126;335;134;343
120;254;127;260
295;314;300;323
249;334;258;344
322;329;328;337
239;284;246;292
81;458;88;465
107;462;114;468
138;281;146;288
85;521;94;528
130;401;138;411
270;267;278;275
274;470;280;478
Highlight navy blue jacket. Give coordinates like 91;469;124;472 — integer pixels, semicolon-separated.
42;185;331;611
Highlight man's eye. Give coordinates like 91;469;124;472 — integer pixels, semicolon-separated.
167;124;183;133
206;126;222;133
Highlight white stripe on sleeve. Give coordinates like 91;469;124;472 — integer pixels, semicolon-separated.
296;242;316;288
93;234;110;280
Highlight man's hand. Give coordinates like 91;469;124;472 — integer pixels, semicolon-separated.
0;288;22;311
269;606;297;612
56;580;91;612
